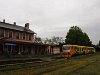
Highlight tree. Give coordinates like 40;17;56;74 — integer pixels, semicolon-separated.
51;36;64;45
65;26;92;46
44;36;64;45
44;38;52;44
35;37;43;43
97;41;100;46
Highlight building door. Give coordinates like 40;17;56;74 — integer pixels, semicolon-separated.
8;45;12;55
4;43;16;55
0;44;3;55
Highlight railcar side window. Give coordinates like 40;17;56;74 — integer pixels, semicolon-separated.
82;48;83;51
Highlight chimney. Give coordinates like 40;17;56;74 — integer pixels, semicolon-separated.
13;22;16;25
3;19;5;23
25;23;29;30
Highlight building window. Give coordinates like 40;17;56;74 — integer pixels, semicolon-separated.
23;33;25;40
29;34;31;40
8;31;13;38
0;29;4;37
16;32;20;39
20;33;22;40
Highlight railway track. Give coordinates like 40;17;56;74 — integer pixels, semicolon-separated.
0;56;67;72
0;58;42;65
0;53;98;75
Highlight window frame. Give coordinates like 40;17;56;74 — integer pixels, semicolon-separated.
8;31;13;38
16;32;20;39
0;29;4;37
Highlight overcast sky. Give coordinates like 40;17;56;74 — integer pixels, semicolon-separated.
0;0;100;44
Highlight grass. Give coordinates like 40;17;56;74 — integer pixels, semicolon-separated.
67;61;100;75
0;52;100;75
67;54;100;75
42;53;100;75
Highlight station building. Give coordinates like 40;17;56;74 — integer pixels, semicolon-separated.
0;20;54;56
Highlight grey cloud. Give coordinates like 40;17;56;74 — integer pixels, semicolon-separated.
0;0;100;44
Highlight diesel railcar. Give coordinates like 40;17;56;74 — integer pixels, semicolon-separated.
62;45;95;58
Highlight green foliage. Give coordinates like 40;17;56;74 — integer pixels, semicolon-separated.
65;26;92;46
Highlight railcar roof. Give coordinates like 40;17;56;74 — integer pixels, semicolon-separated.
87;47;94;48
63;45;92;48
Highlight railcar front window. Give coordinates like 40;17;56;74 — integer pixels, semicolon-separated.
63;46;70;50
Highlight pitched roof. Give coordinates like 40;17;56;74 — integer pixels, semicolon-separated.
0;21;36;34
